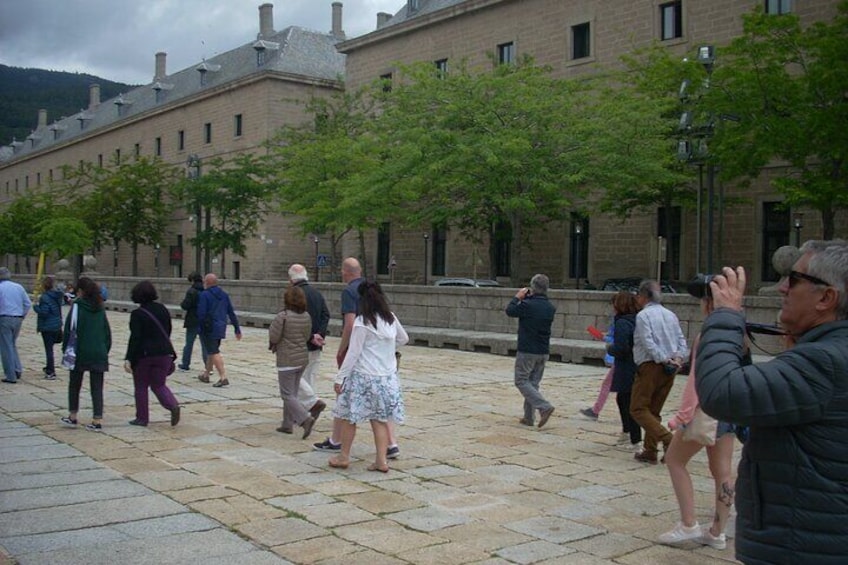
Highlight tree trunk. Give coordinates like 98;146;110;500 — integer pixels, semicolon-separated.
509;212;523;287
132;242;138;276
822;207;835;241
357;230;367;278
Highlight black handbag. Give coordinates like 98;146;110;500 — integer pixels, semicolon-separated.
139;307;177;375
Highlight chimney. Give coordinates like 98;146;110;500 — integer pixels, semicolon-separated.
331;2;345;39
37;109;48;129
154;51;167;80
259;3;274;38
377;12;392;28
89;84;101;109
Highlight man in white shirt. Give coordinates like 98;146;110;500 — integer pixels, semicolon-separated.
0;267;32;383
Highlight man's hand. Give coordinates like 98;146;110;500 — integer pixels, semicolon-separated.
333;382;343;395
310;333;325;347
516;287;531;300
709;266;746;311
235;332;243;341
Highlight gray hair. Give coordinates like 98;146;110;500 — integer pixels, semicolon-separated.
288;263;308;282
638;279;661;303
530;273;549;295
803;240;848;319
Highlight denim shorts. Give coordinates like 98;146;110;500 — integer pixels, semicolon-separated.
716;421;735;438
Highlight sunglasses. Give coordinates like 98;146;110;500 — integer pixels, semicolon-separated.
788;270;831;288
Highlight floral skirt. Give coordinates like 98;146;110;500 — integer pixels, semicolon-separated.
333;370;405;425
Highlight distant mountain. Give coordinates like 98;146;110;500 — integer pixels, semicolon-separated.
0;64;136;146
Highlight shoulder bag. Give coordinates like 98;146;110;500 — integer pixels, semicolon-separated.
61;303;78;370
139;307;178;375
682;406;717;446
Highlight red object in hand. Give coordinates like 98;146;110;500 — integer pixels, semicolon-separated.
586;326;604;340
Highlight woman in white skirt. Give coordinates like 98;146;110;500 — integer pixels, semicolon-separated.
328;280;408;473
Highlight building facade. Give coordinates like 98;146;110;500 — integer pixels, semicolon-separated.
1;0;844;289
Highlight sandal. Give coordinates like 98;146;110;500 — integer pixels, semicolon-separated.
328;457;349;469
367;463;389;473
212;379;229;388
197;373;210;383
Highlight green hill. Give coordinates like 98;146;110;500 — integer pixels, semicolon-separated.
0;64;135;145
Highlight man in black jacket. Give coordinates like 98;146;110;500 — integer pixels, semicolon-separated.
288;264;331;421
697;240;848;564
178;272;206;372
506;273;556;428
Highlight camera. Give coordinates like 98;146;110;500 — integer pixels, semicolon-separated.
686;274;715;299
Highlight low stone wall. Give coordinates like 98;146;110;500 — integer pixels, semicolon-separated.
89;276;784;356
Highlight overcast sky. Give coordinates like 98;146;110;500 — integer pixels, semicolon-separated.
0;0;402;85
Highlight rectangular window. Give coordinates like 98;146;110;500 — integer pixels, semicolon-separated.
115;148;121;163
377;222;391;275
49;169;53;182
435;58;448;78
25;175;29;189
765;0;792;14
657;207;682;281
36;172;41;186
134;143;141;157
204;122;212;144
408;0;420;13
178;129;185;151
98;154;103;167
572;23;591;59
762;202;790;281
497;42;515;65
155;137;162;157
256;49;266;67
494;220;511;277
660;1;683;40
155;89;165;104
234;114;243;137
431;225;447;277
380;72;393;93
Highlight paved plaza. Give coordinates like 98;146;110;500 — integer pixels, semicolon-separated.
1;310;741;564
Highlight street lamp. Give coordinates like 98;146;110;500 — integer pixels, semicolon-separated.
186;154;202;273
154;243;161;277
312;235;320;282
112;244;118;276
423;233;430;285
793;213;804;247
574;221;583;289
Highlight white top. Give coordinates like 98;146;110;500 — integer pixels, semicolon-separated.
335;314;409;384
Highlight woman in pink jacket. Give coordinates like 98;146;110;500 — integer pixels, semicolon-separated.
657;281;737;551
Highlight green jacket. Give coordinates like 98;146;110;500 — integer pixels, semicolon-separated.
63;297;111;368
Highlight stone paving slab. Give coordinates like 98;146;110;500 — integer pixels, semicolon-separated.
0;310;747;564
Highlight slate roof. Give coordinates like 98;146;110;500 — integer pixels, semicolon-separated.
1;26;345;164
379;0;467;29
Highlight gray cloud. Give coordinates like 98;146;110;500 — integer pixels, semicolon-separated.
0;0;401;84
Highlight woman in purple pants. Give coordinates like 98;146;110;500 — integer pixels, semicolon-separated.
124;281;180;427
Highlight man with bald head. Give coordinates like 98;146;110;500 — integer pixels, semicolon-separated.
197;273;241;387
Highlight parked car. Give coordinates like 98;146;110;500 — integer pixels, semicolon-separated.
433;278;501;288
600;277;677;294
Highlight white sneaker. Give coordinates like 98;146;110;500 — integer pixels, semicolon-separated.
699;527;727;550
658;521;701;545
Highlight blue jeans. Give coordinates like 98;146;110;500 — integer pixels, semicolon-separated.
181;326;208;369
0;316;24;381
41;330;60;375
514;351;553;423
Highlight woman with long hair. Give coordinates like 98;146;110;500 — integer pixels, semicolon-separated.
268;285;314;438
658;288;736;550
124;280;180;427
606;291;642;449
328;280;408;473
60;277;111;431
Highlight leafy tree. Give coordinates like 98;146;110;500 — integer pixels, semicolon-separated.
707;3;848;238
37;216;93;261
177;153;276;278
0;192;52;272
267;90;386;280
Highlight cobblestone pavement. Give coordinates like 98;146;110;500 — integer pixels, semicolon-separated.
0;311;740;564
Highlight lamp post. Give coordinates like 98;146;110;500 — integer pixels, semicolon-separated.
423;233;429;285
312;235;320;282
154;243;161;277
793;213;804;247
186;154;202;273
112;244;118;276
574;221;583;289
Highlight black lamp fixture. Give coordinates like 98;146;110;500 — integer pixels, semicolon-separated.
574;221;584;289
793;213;804;247
423;232;430;285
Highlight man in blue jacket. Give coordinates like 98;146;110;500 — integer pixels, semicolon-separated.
197;273;241;387
506;273;556;428
697;240;848;564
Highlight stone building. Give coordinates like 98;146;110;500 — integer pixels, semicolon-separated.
1;0;843;289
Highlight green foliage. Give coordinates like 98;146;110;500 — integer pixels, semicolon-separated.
708;2;848;238
37;217;93;260
0;64;134;145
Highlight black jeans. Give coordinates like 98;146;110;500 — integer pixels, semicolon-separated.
40;330;60;375
68;370;104;419
616;391;642;445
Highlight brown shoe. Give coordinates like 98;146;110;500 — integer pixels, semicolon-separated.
212;379;229;388
301;416;315;440
634;450;659;465
197;373;210;383
276;425;293;434
519;417;533;426
538;407;555;428
309;400;327;420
